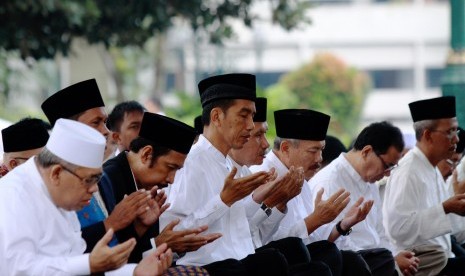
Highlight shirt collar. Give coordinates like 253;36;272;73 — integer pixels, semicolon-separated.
266;150;289;176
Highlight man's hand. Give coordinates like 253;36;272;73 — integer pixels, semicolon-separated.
443;193;465;215
261;166;304;208
155;219;222;254
138;186;170;227
312;188;351;225
452;170;465;195
220;167;272;206
340;197;374;230
89;228;136;273
395;250;419;276
104;190;151;232
134;243;173;276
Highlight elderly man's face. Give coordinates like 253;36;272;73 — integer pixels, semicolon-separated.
218;99;256;150
230;122;269;166
287;139;325;180
429;118;459;161
54;165;101;211
77;107;110;138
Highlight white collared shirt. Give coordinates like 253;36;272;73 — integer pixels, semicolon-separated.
0;158;136;275
161;135;256;266
250;150;329;245
382;146;463;257
309;153;394;252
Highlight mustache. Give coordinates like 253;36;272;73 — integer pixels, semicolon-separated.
309;163;321;170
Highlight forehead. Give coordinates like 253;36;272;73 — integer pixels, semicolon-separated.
78;107;108;121
123;111;144;122
253;122;268;132
229;99;256;113
158;150;187;165
297;139;325;149
383;145;403;162
436;117;458;129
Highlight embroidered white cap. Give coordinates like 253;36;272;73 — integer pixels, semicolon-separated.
46;119;105;168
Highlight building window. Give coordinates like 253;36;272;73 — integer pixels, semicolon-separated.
426;68;443;88
368;69;414;89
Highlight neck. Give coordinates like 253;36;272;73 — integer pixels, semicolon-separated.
417;142;441;167
345;150;364;177
203;126;231;156
125;151;140;187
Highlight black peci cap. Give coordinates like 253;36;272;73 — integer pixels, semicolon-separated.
274;109;330;141
254;97;267;123
409;96;456;122
198;73;256;108
2;118;50;152
41;79;105;126
139;112;197;154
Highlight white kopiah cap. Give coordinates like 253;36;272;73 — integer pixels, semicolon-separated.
46;119;106;168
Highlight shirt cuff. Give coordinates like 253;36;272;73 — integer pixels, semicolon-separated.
105;264;137;276
67;253;91;275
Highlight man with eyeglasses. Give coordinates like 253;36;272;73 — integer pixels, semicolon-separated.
383;96;465;275
41;79;152;261
0;119;173;275
251;108;378;276
1;117;50;177
437;127;465;182
309;121;423;275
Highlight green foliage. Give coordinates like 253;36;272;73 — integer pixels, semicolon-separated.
279;53;370;142
0;0;312;60
164;91;202;127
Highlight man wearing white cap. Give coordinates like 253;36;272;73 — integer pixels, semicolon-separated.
0;119;172;275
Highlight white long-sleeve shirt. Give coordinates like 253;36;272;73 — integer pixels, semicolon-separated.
0;158;136;275
227;155;286;248
250;150;330;245
309;153;394;253
161;135;257;266
382;146;465;257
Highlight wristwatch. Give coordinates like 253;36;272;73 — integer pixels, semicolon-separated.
260;202;272;217
336;220;352;236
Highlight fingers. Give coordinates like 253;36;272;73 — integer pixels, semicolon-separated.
162;218;181;231
226;167;238;181
332;190;350;206
315;188;324;205
351;197;364;208
159;203;170;215
96;228;115;247
327;188;346;203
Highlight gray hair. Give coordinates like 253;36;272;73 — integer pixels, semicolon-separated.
36;148;80;170
413;119;438;141
273;137;300;150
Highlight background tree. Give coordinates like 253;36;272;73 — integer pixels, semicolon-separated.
0;0;311;118
278;53;370;143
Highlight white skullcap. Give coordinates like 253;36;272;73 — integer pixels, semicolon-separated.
46;119;105;168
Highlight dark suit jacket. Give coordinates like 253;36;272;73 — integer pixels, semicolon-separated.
101;151;159;262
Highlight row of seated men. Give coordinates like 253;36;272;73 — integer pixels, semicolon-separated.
1;73;465;275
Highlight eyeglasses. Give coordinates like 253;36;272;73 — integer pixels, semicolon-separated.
375;153;398;172
60;164;102;187
431;128;460;140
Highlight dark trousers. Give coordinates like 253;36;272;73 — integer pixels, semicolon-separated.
203;249;288;276
204;237;332;276
358;248;396;276
451;235;465;257
439;256;465;276
262;237;332;276
307;240;343;276
341;250;371;276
